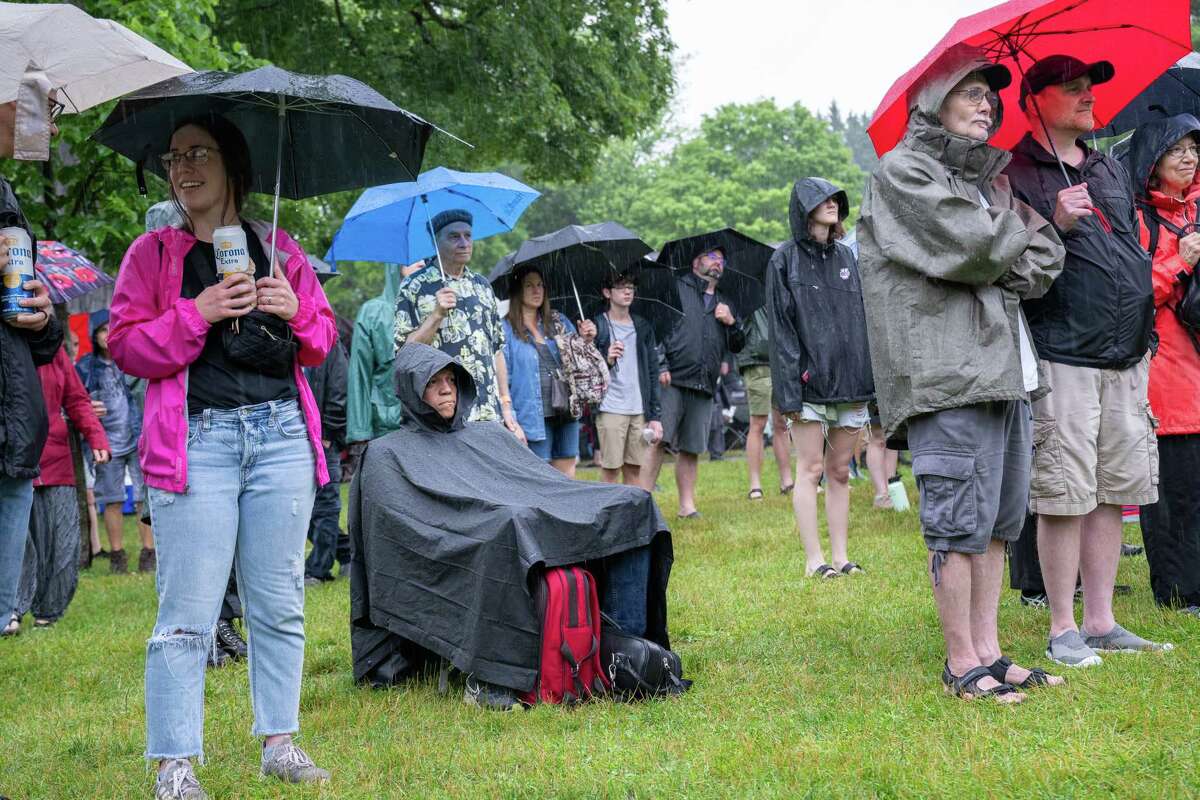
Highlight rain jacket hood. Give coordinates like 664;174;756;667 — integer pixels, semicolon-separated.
1129;114;1200;201
789;178;848;243
393;343;475;433
346;263;405;442
858;78;1065;437
909;44;1008;141
349;349;674;691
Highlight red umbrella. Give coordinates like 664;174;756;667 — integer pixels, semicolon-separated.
867;0;1191;157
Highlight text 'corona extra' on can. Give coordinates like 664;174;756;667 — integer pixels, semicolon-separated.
213;225;252;276
1;226;36;321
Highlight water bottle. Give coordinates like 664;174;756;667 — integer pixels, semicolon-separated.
887;475;910;512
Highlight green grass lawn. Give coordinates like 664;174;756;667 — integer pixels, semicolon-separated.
2;458;1198;799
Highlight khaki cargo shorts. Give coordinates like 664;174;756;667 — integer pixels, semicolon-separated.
596;412;647;470
1030;355;1159;516
741;365;773;417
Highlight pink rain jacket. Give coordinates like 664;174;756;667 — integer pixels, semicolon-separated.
109;220;335;493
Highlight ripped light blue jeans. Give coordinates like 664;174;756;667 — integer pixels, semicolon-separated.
144;400;316;761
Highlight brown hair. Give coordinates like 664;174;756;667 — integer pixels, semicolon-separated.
505;267;558;342
809;214;845;244
166;113;253;234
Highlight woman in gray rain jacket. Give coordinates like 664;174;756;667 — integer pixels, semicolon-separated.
857;43;1065;702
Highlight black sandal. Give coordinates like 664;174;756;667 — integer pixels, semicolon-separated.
941;663;1022;702
780;484;795;495
986;656;1058;689
747;488;765;501
839;562;864;575
810;564;841;579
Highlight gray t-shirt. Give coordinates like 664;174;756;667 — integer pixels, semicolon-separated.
599;318;643;415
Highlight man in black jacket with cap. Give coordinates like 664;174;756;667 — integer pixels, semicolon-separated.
1005;54;1170;667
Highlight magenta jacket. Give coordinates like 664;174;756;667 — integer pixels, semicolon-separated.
109;220;335;493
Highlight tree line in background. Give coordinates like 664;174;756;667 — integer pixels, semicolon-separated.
6;0;1000;321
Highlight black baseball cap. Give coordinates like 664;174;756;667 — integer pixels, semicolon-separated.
1019;54;1115;110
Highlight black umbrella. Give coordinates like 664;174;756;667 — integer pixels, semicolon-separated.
572;257;682;341
656;227;773;317
491;222;651;319
92;65;450;267
1094;53;1200;139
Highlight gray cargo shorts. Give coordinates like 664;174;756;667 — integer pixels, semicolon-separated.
906;401;1031;555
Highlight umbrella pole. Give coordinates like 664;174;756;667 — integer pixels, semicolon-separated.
570;271;584;321
1005;40;1073;187
419;194;446;282
268;99;285;270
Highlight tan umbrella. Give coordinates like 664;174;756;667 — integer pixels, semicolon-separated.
0;1;191;113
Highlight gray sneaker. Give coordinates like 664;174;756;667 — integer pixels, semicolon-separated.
260;742;330;784
155;760;208;800
1081;623;1174;653
1046;629;1103;668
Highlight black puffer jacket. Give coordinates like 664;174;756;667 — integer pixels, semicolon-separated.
304;339;349;450
1;176;62;480
767;178;874;413
661;271;746;396
1004;134;1154;370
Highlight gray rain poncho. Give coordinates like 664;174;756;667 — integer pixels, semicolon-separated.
349;343;672;690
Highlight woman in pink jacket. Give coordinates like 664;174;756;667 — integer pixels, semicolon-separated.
108;113;335;799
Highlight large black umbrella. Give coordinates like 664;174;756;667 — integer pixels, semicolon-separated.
491;222;651;319
656;227;773;318
575;257;683;341
92;65;447;265
1094;53;1200;139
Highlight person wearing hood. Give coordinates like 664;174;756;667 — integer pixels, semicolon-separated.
346;262;406;447
858;44;1067;702
767;178;874;579
1128;113;1200;617
109;112;335;794
1005;56;1171;666
0;73;64;639
350;343;672;709
393;210;521;437
76;308;152;575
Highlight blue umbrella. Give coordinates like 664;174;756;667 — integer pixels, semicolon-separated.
324;167;540;267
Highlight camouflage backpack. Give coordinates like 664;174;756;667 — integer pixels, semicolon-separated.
552;311;609;418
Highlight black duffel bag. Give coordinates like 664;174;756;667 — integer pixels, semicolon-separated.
600;614;690;700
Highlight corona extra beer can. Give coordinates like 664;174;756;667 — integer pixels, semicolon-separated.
213;225;252;276
1;226;35;321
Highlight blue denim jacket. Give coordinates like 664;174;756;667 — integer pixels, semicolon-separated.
502;314;576;442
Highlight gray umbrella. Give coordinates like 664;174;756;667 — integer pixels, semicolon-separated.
93;65;454;266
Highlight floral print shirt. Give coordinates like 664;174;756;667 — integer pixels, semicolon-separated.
393;263;506;421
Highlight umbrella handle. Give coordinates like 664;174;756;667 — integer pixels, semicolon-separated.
268;99;285;272
419;194;447;283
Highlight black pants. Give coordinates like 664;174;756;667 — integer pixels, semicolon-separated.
220;566;241;621
305;446;349;580
1008;512;1044;594
1139;433;1200;607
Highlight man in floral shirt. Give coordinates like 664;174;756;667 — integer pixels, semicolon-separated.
394;210;522;436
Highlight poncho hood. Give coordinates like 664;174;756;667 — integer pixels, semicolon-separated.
394;342;476;432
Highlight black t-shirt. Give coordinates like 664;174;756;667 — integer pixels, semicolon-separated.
180;223;297;415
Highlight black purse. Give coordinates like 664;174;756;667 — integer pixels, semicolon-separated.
599;614;690;700
222;309;298;379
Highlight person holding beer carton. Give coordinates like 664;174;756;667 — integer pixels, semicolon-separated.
107;112;336;796
1;79;64;638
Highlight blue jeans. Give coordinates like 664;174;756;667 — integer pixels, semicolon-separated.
304;446;345;580
602;546;651;637
528;418;581;461
0;475;34;618
144;400;316;761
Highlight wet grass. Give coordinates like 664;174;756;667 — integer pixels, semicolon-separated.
1;457;1197;799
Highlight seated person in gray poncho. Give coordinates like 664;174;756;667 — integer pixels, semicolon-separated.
349;343;673;708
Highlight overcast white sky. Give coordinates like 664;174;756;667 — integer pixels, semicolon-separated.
666;0;999;128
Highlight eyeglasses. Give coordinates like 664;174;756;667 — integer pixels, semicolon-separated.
159;146;221;170
1165;145;1200;160
47;97;65;121
948;87;1000;109
702;250;725;262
